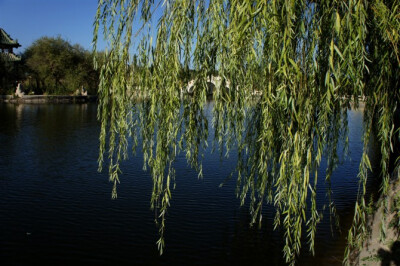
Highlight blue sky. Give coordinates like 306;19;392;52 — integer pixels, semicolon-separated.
0;0;109;52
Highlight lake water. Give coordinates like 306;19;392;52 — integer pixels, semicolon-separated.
0;103;379;265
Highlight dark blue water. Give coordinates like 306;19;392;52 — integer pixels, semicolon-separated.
0;103;378;265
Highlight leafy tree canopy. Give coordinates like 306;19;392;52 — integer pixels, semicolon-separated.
23;36;99;95
93;0;400;264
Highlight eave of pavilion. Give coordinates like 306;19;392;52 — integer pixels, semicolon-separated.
0;28;21;49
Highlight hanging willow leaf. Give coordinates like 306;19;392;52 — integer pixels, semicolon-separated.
93;0;400;264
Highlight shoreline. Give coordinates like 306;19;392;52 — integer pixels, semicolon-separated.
354;175;400;265
0;95;98;103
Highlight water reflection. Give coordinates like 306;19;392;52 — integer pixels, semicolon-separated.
0;103;378;265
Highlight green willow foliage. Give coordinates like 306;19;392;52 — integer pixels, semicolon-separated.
93;0;400;264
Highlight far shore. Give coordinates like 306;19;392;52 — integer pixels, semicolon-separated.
0;94;366;106
0;95;98;104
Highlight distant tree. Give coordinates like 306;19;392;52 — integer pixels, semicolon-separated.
0;56;24;94
63;44;100;95
23;36;99;95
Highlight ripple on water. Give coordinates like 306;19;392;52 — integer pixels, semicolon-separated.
0;103;379;265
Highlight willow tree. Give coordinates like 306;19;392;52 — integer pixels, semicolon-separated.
93;0;400;264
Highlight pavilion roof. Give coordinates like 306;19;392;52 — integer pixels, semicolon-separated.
0;28;21;48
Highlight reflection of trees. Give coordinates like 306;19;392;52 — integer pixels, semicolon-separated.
15;104;24;130
94;1;400;264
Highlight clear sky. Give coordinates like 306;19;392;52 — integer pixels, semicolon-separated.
0;0;105;53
